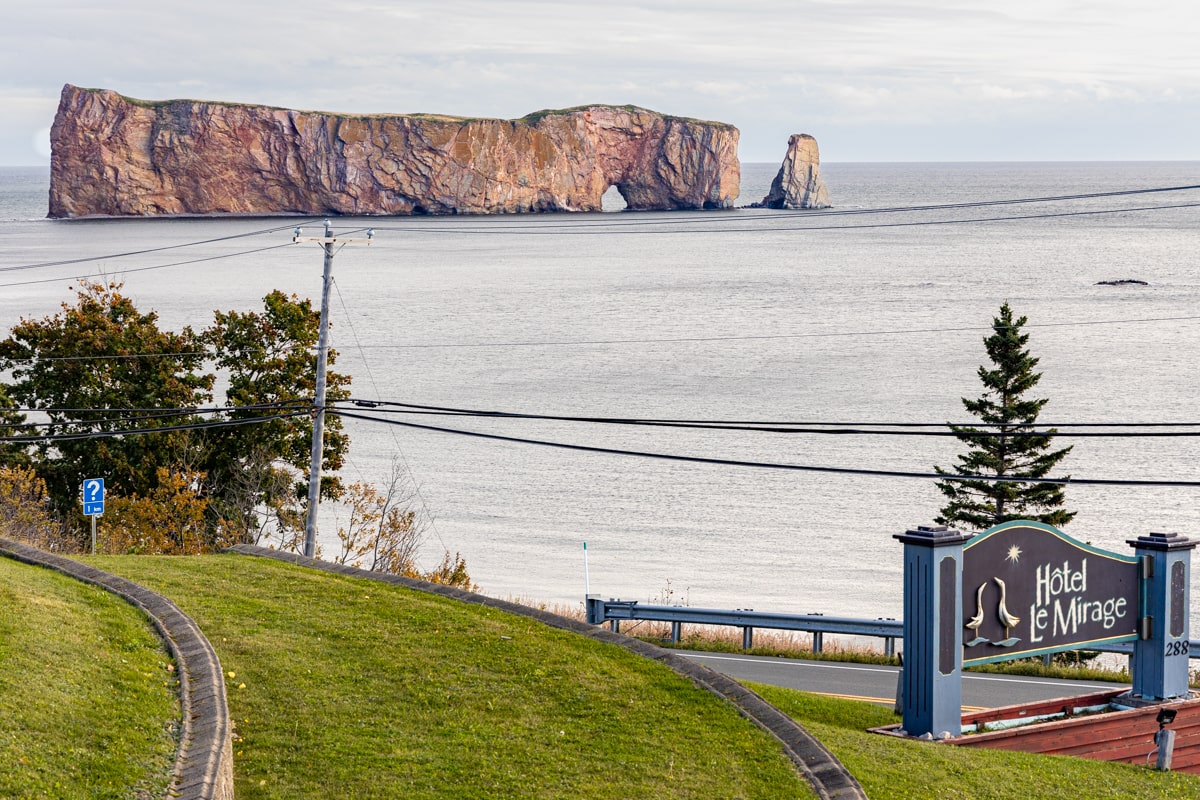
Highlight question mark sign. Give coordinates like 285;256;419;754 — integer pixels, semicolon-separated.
86;480;100;502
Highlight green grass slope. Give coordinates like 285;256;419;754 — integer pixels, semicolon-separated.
0;557;178;800
92;555;814;800
752;683;1200;800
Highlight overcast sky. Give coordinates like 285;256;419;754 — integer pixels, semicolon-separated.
4;0;1198;165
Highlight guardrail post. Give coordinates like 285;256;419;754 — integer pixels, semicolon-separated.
671;621;681;644
812;632;823;653
742;627;753;650
610;619;620;633
894;524;970;739
585;595;605;625
884;637;895;658
1128;532;1195;700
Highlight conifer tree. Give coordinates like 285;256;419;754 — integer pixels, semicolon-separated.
934;302;1075;531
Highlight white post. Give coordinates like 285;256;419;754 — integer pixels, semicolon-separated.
583;541;590;597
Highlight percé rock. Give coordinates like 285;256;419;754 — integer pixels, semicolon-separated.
760;133;831;209
48;84;740;218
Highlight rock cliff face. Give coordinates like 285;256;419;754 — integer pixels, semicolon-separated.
48;85;740;218
761;133;831;209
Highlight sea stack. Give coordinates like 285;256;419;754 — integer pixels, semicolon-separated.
760;133;831;209
48;84;741;218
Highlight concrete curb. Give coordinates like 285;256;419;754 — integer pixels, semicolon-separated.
0;539;234;800
228;544;868;800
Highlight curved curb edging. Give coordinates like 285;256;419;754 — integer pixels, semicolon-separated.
0;539;234;800
228;544;868;800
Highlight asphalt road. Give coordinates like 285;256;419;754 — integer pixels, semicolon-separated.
678;650;1128;710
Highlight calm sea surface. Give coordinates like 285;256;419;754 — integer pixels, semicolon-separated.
2;162;1199;629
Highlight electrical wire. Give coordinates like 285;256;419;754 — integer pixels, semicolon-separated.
330;276;450;554
343;313;1200;351
3;311;1197;362
368;200;1200;237
332;400;1200;438
361;183;1200;232
0;408;312;444
0;242;301;289
332;410;1200;488
0;220;319;273
5;401;310;430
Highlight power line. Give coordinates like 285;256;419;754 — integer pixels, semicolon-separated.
0;220;318;274
335;399;1200;438
3;190;1196;292
5;401;310;430
368;199;1200;237
362;183;1200;232
342;313;1200;351
330;277;450;555
332;410;1200;488
8;312;1195;362
0;408;312;444
0;242;301;289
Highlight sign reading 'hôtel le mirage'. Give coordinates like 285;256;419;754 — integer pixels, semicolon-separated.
897;518;1193;740
961;522;1140;666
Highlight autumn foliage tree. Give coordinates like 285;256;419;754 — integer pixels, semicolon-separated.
0;280;348;551
1;278;469;584
203;290;351;541
0;280;212;519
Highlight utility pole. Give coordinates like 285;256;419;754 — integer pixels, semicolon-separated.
294;221;373;558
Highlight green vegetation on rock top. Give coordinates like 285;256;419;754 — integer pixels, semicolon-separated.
71;86;735;129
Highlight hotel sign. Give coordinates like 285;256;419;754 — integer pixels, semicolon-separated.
961;521;1140;666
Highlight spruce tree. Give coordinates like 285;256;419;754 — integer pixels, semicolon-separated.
934;302;1075;531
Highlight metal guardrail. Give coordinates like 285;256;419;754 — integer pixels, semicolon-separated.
585;596;1200;663
585;597;902;655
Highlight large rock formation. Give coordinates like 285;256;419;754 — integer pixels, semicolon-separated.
48;84;740;218
761;133;831;209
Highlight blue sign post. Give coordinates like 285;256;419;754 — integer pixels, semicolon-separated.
82;478;104;554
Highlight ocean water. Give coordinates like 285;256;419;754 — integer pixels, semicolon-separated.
2;162;1199;632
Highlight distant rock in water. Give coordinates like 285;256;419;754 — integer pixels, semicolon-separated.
760;133;831;209
1096;279;1149;286
48;84;740;218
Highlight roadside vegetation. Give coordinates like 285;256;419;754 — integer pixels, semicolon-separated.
0;556;178;799
752;683;1200;800
92;554;816;800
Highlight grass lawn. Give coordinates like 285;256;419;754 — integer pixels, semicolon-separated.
92;554;816;800
751;682;1200;800
0;556;178;800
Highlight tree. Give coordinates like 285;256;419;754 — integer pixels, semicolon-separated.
0;384;30;469
0;281;351;551
101;467;220;555
934;302;1075;531
0;466;68;550
0;279;213;523
202;290;351;541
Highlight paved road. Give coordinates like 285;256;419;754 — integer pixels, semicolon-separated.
678;650;1128;710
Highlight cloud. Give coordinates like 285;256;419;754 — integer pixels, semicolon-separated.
2;0;1198;162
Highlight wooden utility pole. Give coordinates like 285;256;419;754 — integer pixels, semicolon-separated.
294;221;372;558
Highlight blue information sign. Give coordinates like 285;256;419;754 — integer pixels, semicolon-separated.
82;478;105;516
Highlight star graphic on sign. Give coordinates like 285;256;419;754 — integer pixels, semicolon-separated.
1006;544;1022;564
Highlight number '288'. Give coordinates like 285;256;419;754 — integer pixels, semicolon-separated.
1166;640;1190;657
